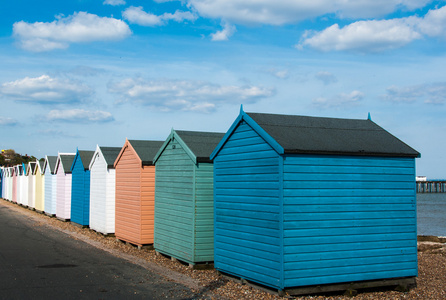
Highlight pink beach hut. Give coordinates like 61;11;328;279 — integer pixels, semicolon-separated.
55;153;76;221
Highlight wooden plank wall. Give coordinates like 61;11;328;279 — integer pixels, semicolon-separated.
44;165;53;214
90;153;108;234
155;138;195;263
35;169;44;211
282;155;417;287
194;163;214;262
115;147;143;245
213;120;282;288
71;156;90;226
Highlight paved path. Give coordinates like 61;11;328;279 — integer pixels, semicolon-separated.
0;202;196;299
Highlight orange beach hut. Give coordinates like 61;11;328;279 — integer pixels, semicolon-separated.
114;139;163;247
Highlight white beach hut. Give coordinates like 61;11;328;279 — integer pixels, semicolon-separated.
55;153;75;221
89;145;121;235
18;165;27;206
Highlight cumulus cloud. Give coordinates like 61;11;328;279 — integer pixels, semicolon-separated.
45;109;114;122
210;21;236;41
183;0;430;25
297;5;446;52
0;75;93;104
313;90;364;108
108;77;275;113
382;82;446;104
0;117;18;126
315;71;337;85
103;0;126;6
122;6;197;26
13;12;131;52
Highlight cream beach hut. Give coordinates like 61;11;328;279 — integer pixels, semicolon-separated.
34;160;45;212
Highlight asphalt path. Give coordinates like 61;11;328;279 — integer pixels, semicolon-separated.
0;201;196;299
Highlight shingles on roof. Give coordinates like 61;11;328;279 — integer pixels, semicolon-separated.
47;156;58;173
78;150;95;170
100;147;122;168
176;130;225;162
247;112;420;157
129;140;164;165
60;154;76;173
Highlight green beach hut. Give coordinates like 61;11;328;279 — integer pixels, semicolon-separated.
153;129;224;266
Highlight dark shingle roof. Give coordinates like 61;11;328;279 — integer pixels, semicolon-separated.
129;140;164;165
78;150;95;170
176;130;225;162
247;112;420;157
38;160;45;173
47;156;58;174
60;154;76;173
28;162;36;175
100;147;122;168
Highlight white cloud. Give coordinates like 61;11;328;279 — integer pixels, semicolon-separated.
210;21;236;41
0;75;93;104
46;109;114;122
184;0;430;25
382;82;446;104
0;117;18;126
297;5;446;52
13;12;131;52
122;6;197;26
315;71;337;85
108;77;275;113
103;0;126;6
313;90;364;108
297;18;421;52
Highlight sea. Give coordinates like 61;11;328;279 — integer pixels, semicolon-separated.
417;193;446;237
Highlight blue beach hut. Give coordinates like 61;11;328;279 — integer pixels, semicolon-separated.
210;108;420;294
44;155;58;216
70;149;95;226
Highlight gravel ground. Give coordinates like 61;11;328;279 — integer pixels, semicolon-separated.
2;199;445;300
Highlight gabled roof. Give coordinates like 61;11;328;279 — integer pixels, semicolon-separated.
154;129;225;164
38;160;45;175
114;139;164;167
71;150;95;171
26;162;36;176
45;155;58;174
89;145;122;169
211;108;420;159
56;153;76;174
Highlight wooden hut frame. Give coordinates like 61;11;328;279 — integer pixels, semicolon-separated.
44;156;58;216
55;153;76;221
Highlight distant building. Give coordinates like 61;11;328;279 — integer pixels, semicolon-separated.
416;176;427;181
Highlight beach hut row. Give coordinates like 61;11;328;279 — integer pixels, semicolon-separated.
0;108;420;294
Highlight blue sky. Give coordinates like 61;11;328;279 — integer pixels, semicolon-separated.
1;0;446;178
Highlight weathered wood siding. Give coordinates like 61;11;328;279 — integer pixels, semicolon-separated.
71;156;91;226
282;155;417;288
35;168;44;211
155;138;195;263
213;121;282;288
